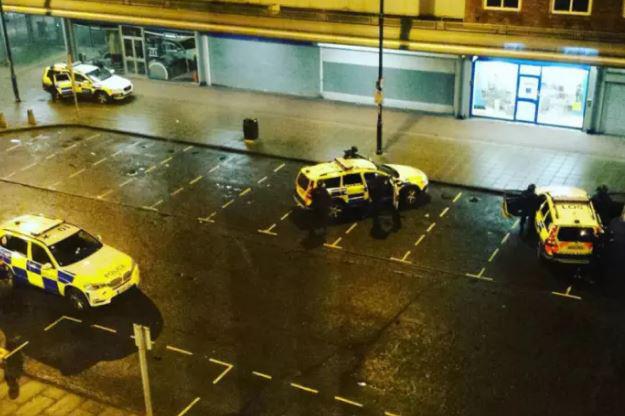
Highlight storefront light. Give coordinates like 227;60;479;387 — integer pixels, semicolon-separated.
562;47;598;56
503;42;525;51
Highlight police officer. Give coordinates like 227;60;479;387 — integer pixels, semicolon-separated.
310;182;332;237
591;185;613;225
391;178;402;231
520;184;539;234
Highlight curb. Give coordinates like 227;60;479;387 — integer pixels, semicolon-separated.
0;122;505;196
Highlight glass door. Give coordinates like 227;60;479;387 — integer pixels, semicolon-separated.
514;65;541;123
121;26;146;76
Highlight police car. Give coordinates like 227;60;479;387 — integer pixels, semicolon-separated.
0;215;139;310
42;63;133;103
295;157;428;219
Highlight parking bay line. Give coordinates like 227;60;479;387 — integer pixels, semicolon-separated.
439;207;450;218
273;163;286;173
209;358;234;384
488;248;500;263
177;397;200;416
69;167;86;178
552;286;582;301
465;267;494;282
166;345;194;356
453;192;463;203
91;324;117;334
92;157;108;167
426;222;436;233
290;383;318;394
258;223;278;236
252;371;272;380
20;162;38;172
171;187;185;196
189;175;203;185
334;396;363;408
239;187;252;197
3;341;29;360
390;250;412;265
414;234;426;247
324;237;343;250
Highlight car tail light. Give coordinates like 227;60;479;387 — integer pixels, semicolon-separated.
544;226;559;255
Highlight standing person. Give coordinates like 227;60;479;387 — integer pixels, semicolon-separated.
391;178;402;231
591;185;613;225
310;182;331;239
519;184;538;235
4;336;24;399
368;174;388;232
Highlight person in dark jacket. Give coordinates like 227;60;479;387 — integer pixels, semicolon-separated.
369;174;393;236
519;184;539;234
591;185;613;225
4;336;24;399
310;182;332;237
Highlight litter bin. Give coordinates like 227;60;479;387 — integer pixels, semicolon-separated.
243;118;259;141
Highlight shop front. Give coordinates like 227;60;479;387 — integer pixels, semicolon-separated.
471;57;589;129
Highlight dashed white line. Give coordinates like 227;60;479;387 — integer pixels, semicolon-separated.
209;358;234;384
239;187;252;197
62;316;83;324
414;234;426;247
171;187;184;196
145;165;157;174
150;199;164;209
84;133;100;141
257;176;268;184
189;175;203;185
44;316;66;332
49;180;62;189
183;145;193;152
160;156;173;165
92;157;108;166
3;341;29;360
385;412;401;416
290;383;318;394
119;178;134;188
97;189;113;199
501;233;510;245
110;149;123;157
252;371;272;380
552;286;582;301
465;267;494;282
258;224;278;236
5;144;21;152
3;171;16;179
452;192;463;203
177;397;200;416
273;163;286;173
488;248;500;263
45;153;57;160
91;324;117;334
345;222;358;234
20;162;37;171
324;237;343;249
426;222;436;233
209;165;220;173
222;199;235;209
198;212;217;224
280;210;292;221
334;396;363;408
69;168;86;178
64;143;78;151
439;207;450;218
391;250;413;264
166;345;193;356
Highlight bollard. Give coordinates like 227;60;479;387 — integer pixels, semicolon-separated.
0;113;7;129
27;109;36;126
243;118;259;141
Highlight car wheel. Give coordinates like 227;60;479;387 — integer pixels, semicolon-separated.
328;200;344;220
95;91;110;104
401;186;421;209
66;288;89;311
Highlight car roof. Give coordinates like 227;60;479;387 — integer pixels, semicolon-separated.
537;186;589;201
302;158;377;179
1;215;80;245
48;63;97;74
550;202;599;227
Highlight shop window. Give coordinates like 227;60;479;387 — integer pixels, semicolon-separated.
145;30;197;82
471;60;519;121
74;23;123;73
2;13;65;66
552;0;592;15
484;0;520;10
537;66;588;128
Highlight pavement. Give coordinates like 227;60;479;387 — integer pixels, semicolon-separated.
2;59;625;194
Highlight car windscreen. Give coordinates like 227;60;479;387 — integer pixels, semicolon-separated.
48;230;103;267
297;172;310;190
558;227;595;243
86;68;112;82
377;164;399;178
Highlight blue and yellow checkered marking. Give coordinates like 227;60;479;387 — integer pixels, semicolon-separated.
58;270;75;284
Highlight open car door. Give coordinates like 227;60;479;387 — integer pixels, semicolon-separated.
502;190;526;218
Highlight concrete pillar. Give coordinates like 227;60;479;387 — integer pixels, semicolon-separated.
195;32;210;86
582;66;600;134
454;55;473;119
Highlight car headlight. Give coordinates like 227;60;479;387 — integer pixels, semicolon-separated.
84;283;107;291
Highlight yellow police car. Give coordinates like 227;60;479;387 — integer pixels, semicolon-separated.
295;157;428;218
42;63;133;103
0;215;139;310
533;186;603;264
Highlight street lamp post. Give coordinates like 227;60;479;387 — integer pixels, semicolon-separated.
375;0;384;155
0;0;20;102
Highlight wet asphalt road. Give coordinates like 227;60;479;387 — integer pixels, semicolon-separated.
1;127;625;416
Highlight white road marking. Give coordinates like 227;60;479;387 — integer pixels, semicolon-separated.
511;218;520;229
385;412;401;416
439;207;450;218
273;163;286;173
64;143;78;151
290;383;318;394
258;224;278;236
209;358;234;384
239;187;252;197
252;371;272;380
177;397;200;416
183;145;193;152
49;180;62;189
189;175;203;185
280;210;293;221
552;286;582;301
44;316;66;332
222;199;235;209
97;189;113;199
198;212;217;224
145;165;157;174
452;192;463;203
62;316;83;324
111;149;123;157
391;250;413;264
166;345;193;356
92;157;108;166
465;267;494;282
3;341;29;360
69;168;86;178
426;222;436;233
91;324;117;334
45;153;57;160
501;233;510;245
6;144;21;152
257;176;268;184
345;222;358;234
119;178;134;188
150;199;164;209
84;133;100;141
209;164;220;173
3;171;16;179
488;248;500;263
334;396;363;408
160;156;173;165
414;234;426;247
324;237;343;249
20;162;37;171
171;187;184;196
